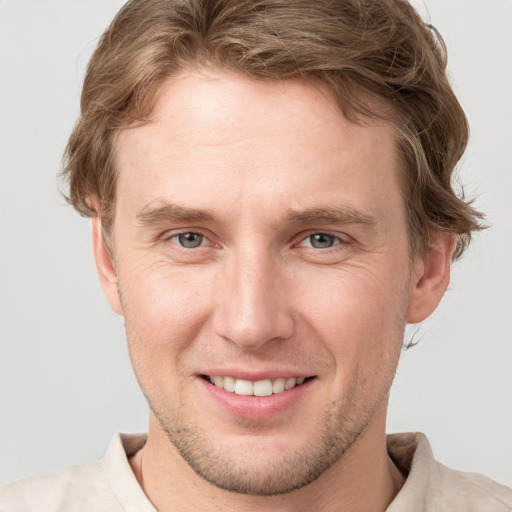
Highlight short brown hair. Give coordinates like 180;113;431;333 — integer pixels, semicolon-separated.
62;0;484;259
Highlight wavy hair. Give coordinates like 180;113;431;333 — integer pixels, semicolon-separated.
62;0;484;258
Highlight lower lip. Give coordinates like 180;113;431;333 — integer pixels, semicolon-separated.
199;377;314;420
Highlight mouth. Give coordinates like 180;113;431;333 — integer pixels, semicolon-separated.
200;375;316;397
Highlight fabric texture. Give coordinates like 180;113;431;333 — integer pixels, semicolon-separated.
1;432;511;511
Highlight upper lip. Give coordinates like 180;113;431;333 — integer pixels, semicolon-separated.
199;369;315;381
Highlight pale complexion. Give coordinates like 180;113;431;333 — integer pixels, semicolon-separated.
92;70;453;511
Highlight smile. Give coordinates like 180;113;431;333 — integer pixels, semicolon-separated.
204;375;312;396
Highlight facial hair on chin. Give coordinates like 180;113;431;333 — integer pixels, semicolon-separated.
144;379;388;496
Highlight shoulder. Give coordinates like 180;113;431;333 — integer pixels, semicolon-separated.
0;433;149;512
387;432;512;512
432;462;512;511
0;459;115;512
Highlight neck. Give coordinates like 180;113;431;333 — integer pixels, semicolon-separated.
130;409;404;512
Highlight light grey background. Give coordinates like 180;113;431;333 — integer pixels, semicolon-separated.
1;0;511;487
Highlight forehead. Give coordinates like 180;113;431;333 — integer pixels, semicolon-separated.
114;70;402;228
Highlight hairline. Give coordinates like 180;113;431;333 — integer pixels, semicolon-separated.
100;67;422;261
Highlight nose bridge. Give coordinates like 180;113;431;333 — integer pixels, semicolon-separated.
214;241;294;349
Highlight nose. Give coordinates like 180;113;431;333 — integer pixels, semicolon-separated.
212;248;295;351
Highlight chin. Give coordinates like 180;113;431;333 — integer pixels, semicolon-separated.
154;404;366;496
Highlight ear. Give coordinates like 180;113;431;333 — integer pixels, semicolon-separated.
406;233;455;323
91;214;124;317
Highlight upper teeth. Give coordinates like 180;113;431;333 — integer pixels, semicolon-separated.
209;376;306;396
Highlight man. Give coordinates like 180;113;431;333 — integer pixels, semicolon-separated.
1;0;511;510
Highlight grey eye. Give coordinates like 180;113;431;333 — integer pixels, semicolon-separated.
177;232;204;248
309;233;336;249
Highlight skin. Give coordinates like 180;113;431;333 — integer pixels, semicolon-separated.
92;70;454;511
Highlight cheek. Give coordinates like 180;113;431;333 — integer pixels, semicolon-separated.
118;261;214;362
295;264;407;376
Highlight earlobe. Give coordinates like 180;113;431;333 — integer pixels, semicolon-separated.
91;215;124;316
406;233;455;324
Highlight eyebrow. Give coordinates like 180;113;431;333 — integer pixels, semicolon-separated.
136;202;219;226
285;206;377;228
136;201;377;230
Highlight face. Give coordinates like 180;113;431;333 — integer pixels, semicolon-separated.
97;71;435;495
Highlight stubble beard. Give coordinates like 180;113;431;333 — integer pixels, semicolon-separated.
115;245;411;496
144;379;389;496
120;287;405;496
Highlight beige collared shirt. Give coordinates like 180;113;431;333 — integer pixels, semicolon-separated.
1;432;511;511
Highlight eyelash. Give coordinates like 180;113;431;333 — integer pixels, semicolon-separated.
166;231;210;249
296;233;346;250
164;230;349;251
